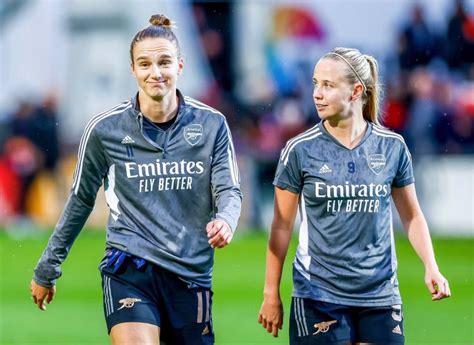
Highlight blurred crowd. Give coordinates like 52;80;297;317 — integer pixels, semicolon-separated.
386;1;474;157
0;95;60;222
1;1;473;227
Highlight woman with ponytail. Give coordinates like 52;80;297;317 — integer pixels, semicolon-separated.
30;14;242;344
259;47;450;344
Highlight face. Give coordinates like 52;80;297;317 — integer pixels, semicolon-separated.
131;38;183;101
312;58;361;120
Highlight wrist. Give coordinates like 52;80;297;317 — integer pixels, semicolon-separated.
424;262;439;273
263;288;281;299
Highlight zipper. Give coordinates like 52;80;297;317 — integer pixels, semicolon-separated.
137;113;164;152
134;100;187;158
159;105;187;159
162;130;169;159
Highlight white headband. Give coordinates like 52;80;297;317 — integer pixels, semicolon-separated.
327;52;366;91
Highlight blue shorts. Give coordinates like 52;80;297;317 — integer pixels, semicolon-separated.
290;297;405;345
99;248;214;344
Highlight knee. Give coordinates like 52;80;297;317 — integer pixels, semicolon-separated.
110;322;160;344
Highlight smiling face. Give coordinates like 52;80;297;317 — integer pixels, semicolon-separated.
312;58;362;121
131;37;183;102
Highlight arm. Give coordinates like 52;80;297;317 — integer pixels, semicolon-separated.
392;184;451;301
258;187;299;337
207;119;242;248
31;128;107;310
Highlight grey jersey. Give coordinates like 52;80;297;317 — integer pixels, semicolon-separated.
274;121;414;306
34;91;242;288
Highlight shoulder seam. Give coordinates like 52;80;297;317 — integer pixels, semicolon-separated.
372;127;405;143
281;125;321;165
282;130;323;166
88;100;131;126
72;101;132;195
372;125;405;140
184;96;225;119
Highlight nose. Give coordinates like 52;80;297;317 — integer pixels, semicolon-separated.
151;64;161;79
313;86;322;100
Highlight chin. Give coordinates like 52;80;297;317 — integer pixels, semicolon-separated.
319;108;344;120
147;89;167;99
317;111;332;121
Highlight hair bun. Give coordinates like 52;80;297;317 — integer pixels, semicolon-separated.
149;14;174;28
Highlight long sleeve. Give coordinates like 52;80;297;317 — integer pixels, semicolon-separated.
34;128;108;287
210;119;242;232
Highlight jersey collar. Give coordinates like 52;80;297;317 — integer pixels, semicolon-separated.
131;89;186;118
319;120;373;150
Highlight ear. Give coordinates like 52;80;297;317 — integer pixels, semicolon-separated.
351;83;364;101
130;61;137;78
177;57;184;75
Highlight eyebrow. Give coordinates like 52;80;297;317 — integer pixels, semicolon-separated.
136;54;174;61
312;78;334;84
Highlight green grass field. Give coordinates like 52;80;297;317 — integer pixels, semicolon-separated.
0;229;472;344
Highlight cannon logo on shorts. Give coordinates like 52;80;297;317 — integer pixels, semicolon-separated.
184;124;203;146
117;297;142;310
368;154;386;174
391;305;403;322
313;320;337;335
392;325;402;335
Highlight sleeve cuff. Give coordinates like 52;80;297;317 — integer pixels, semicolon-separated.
33;275;56;288
392;178;415;188
273;180;301;194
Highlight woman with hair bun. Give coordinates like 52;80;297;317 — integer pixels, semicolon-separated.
30;14;241;344
258;47;450;344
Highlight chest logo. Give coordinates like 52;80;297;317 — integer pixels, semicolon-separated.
121;135;135;157
184;124;203;146
368;154;386;174
121;135;135;144
319;164;332;173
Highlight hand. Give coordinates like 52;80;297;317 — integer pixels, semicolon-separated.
206;219;233;248
30;279;56;311
258;296;283;337
425;269;451;301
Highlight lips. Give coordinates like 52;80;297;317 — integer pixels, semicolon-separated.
316;104;327;111
148;82;166;88
148;79;166;85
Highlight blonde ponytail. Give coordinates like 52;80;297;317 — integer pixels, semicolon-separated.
323;48;382;125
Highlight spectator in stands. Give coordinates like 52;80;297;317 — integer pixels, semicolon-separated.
398;4;439;70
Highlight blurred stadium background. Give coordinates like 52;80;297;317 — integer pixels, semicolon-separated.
0;0;473;344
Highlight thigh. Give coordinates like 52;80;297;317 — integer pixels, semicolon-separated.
289;297;353;345
356;304;405;345
157;270;214;345
101;262;161;333
110;322;159;344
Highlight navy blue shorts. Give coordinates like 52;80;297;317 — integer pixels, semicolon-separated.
99;248;214;344
290;297;405;345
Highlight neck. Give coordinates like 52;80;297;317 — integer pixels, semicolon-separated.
138;90;178;123
324;112;368;149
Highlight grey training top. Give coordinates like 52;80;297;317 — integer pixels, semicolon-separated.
34;91;242;288
274;121;414;307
